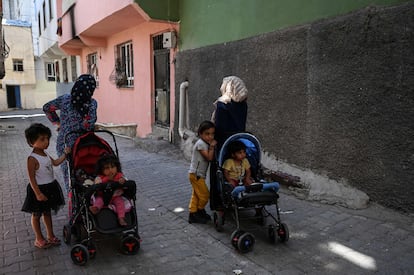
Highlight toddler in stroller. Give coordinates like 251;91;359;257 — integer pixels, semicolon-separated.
212;133;289;253
222;140;254;187
63;130;140;265
89;154;128;227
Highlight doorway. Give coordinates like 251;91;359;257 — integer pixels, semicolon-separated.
6;85;21;108
153;34;170;127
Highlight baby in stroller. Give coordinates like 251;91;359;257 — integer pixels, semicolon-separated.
89;154;128;227
223;140;254;188
223;140;279;200
213;133;289;253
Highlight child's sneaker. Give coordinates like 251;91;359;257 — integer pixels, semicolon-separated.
188;212;208;224
197;209;211;221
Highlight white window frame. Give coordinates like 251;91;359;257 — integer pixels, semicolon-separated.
46;62;55;81
115;41;134;87
87;52;99;86
13;59;24;71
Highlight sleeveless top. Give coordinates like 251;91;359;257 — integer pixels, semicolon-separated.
30;152;54;185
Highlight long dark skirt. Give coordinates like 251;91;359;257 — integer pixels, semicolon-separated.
21;180;65;214
209;160;223;211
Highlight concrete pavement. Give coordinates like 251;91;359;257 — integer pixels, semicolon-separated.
1;109;413;274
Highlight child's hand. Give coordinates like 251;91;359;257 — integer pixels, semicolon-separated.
244;177;254;186
36;192;48;201
94;177;102;184
210;139;218;147
64;147;71;155
56;122;61;132
119;177;126;184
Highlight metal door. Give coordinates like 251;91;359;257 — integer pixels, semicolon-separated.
153;35;170;127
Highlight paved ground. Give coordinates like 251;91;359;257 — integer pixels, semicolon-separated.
1;109;414;275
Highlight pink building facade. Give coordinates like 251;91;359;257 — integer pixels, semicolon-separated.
57;0;178;138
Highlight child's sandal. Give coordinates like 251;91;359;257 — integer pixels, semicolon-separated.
48;237;61;246
34;239;51;249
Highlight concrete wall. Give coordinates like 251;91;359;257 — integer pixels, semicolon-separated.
174;3;414;213
177;0;409;50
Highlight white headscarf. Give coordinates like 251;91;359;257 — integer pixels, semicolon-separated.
217;76;248;104
211;76;248;121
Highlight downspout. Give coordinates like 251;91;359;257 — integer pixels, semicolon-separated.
178;81;190;139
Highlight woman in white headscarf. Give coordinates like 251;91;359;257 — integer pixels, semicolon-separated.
210;76;248;212
211;76;248;150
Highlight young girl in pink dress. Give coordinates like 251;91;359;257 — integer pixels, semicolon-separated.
89;154;128;226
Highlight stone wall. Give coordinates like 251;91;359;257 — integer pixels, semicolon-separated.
174;3;414;213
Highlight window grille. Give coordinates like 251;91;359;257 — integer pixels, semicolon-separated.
46;62;55;81
114;41;134;87
13;59;23;71
87;53;99;86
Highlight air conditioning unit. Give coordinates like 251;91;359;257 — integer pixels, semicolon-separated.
162;32;177;49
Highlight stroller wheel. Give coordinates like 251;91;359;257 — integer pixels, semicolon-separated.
70;244;89;266
63;224;71;244
214;212;225;232
237;232;255;253
120;235;140;255
268;225;276;243
82;240;97;259
230;230;244;249
278;223;289;242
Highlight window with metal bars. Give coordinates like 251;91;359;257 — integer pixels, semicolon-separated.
114;41;134;87
87;52;99;86
46;62;55;81
13;59;23;71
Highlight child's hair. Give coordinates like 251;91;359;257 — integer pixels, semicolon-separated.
25;123;52;147
96;154;122;174
228;140;246;156
197;120;215;136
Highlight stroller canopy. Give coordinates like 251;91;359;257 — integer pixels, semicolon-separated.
217;133;262;176
71;132;116;175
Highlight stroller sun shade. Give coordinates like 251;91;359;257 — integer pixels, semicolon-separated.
71;132;115;175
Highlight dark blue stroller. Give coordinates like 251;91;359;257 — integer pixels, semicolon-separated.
212;133;289;253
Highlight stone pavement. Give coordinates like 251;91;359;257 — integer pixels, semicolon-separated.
1;109;414;275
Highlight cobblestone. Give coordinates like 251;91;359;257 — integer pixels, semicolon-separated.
1;110;414;274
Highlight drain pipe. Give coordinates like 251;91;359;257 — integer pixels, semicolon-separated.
179;81;190;139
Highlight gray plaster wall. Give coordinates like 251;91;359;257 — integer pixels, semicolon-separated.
174;3;414;213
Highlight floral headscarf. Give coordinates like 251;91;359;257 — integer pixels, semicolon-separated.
71;74;96;117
